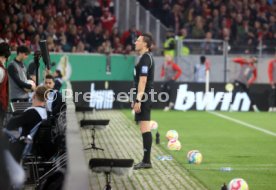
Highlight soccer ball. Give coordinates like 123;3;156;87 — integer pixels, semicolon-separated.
167;139;181;150
166;130;178;140
225;83;234;92
228;178;249;190
149;120;158;130
187;150;203;164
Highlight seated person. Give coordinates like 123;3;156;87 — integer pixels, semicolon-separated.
53;69;63;91
5;86;48;162
44;74;66;118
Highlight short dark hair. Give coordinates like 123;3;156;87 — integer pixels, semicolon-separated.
141;33;153;51
0;42;11;59
55;69;62;78
250;56;258;63
200;56;206;63
45;74;54;81
17;45;30;55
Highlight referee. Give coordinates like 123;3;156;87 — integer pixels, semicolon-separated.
132;33;154;170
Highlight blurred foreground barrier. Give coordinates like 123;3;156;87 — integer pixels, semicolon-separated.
63;82;90;190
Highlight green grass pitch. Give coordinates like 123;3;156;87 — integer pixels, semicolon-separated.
123;110;276;190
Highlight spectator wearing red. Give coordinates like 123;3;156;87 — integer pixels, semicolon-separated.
16;29;31;47
97;0;114;12
100;9;116;34
121;27;142;50
232;56;259;111
0;42;11;127
160;55;182;111
267;55;276;111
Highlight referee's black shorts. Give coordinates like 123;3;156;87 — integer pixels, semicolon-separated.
135;99;151;122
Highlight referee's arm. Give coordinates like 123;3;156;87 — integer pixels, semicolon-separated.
133;76;147;113
136;76;147;101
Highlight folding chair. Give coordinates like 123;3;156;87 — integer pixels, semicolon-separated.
22;120;67;188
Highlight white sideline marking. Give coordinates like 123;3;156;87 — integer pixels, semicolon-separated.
209;112;276;137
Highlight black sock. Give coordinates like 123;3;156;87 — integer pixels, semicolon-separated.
142;132;152;163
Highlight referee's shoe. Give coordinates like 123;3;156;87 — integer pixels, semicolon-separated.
134;162;152;170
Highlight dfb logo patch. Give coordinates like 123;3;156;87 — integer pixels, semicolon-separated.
141;66;148;74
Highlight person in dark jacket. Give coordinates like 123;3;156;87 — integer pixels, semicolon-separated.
44;74;66;117
6;86;48;162
8;45;36;102
53;69;63;91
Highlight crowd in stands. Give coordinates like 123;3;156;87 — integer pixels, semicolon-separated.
138;0;276;54
0;0;141;54
2;0;276;55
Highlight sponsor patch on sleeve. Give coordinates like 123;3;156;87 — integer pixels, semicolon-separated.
141;66;148;74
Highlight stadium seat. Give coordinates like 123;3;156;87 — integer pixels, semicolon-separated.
10;102;32;115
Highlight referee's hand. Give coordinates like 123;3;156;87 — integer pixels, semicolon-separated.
133;102;141;113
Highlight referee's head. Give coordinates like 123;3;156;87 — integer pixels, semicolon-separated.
135;33;153;53
141;33;153;51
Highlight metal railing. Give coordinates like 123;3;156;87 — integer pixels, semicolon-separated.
115;0;167;54
176;38;228;82
173;37;268;83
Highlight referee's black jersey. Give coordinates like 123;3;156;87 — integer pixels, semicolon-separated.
134;52;154;92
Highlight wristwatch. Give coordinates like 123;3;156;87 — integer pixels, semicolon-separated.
135;99;141;103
